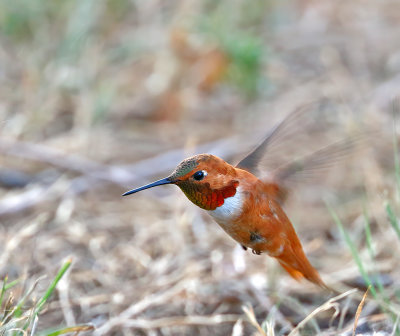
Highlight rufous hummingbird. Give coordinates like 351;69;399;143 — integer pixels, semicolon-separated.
123;110;345;287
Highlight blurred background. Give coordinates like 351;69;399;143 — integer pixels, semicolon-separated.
1;0;400;335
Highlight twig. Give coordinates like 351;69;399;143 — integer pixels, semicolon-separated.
0;138;110;176
0;214;46;267
242;304;267;336
57;264;76;327
119;314;241;329
248;284;293;331
94;281;187;335
288;288;357;336
391;314;400;336
0;136;239;186
0;136;240;217
352;286;370;336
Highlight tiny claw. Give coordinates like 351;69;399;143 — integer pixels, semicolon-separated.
252;249;261;255
241;245;248;251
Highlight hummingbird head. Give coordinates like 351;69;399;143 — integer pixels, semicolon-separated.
123;154;239;210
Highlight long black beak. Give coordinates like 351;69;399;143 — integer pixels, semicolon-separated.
122;177;173;196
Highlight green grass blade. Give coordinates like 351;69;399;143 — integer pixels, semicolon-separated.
326;203;377;298
363;204;376;260
386;202;400;241
327;203;400;333
19;259;73;332
0;275;8;310
392;110;400;198
0;276;21;322
363;205;388;299
42;324;94;336
11;276;45;319
0;276;19;309
4;278;20;292
36;259;72;314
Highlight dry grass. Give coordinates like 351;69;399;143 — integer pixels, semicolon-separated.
1;0;400;335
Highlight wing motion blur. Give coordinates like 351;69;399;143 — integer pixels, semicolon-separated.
235;104;365;199
235;104;312;175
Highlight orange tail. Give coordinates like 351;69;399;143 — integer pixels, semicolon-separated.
277;247;326;288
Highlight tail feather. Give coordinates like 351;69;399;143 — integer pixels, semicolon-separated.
278;261;304;281
277;247;327;288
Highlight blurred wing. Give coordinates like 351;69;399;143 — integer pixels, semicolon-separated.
257;135;367;204
236;103;368;203
271;134;365;185
235;104;314;174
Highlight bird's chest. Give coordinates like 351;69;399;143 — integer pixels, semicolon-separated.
208;189;243;227
208;191;283;249
208;189;250;243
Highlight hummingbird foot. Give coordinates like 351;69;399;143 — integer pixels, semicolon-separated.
241;245;248;251
251;249;262;255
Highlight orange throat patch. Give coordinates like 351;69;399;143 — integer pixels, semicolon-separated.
176;180;239;210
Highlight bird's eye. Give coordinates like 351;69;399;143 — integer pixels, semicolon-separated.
193;170;207;181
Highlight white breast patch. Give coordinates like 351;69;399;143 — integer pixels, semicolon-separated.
209;187;243;225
